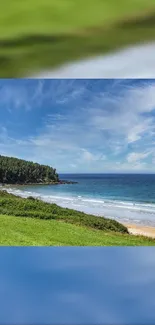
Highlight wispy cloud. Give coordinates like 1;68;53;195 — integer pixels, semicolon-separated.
1;79;155;172
127;151;152;164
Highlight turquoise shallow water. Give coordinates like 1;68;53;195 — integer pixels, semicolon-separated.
4;174;155;226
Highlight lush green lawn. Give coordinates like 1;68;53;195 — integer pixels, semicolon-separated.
0;0;155;76
0;191;155;246
0;214;155;246
1;0;155;38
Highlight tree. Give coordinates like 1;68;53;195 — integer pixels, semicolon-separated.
0;155;59;184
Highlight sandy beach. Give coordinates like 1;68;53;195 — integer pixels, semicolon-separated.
125;223;155;239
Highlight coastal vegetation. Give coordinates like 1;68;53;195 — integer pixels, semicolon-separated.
0;191;155;246
0;155;59;184
0;191;127;233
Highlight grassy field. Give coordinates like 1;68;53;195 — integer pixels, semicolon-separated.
1;214;155;246
0;190;155;246
0;0;155;76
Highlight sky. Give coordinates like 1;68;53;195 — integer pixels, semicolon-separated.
1;78;155;173
0;247;155;325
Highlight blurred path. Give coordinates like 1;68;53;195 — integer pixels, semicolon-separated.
32;42;155;78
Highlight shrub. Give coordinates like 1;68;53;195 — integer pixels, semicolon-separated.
0;190;128;234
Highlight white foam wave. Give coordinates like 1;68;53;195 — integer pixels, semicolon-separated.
2;187;155;227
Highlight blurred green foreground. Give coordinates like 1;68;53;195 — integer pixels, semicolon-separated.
0;0;155;77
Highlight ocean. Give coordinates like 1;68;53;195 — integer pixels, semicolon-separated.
4;174;155;227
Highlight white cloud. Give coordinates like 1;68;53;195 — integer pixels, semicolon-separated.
1;80;155;172
127;119;153;144
87;82;155;151
0;83;31;111
0;80;84;112
127;151;152;164
80;149;106;163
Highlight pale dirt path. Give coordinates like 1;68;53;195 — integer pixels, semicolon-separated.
31;42;155;78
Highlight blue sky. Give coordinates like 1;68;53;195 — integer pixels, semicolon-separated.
1;247;155;325
1;79;155;173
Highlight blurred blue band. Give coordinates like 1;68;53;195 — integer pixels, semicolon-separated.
0;247;155;324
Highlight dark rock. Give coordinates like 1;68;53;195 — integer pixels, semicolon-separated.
59;180;78;184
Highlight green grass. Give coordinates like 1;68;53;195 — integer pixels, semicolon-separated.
1;0;155;76
0;190;155;246
1;214;155;246
0;191;128;233
1;0;155;39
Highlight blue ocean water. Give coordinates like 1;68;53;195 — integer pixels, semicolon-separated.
5;174;155;226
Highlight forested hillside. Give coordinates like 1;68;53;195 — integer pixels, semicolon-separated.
0;155;59;184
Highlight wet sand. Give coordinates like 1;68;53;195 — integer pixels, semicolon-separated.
124;223;155;239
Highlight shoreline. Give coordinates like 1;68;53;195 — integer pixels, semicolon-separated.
0;180;78;187
124;223;155;238
1;187;155;238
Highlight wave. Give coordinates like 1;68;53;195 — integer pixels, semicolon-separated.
2;186;155;227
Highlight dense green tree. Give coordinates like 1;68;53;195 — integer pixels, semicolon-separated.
0;155;59;184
